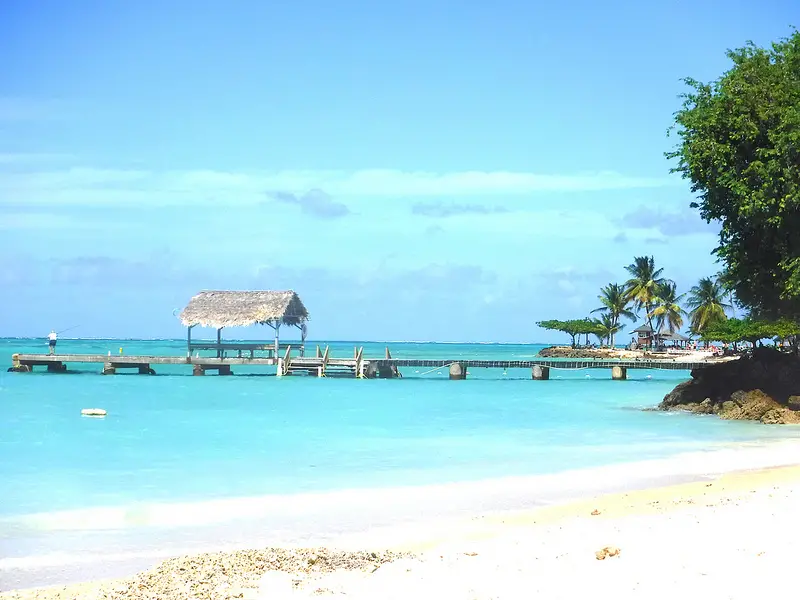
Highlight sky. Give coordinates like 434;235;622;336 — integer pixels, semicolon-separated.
0;0;795;342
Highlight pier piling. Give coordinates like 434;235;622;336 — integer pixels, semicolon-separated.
449;362;467;380
532;365;550;380
611;366;628;380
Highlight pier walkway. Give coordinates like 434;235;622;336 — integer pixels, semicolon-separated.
9;348;713;380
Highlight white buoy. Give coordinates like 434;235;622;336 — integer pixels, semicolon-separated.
81;408;107;417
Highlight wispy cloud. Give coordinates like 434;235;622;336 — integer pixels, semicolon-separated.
0;167;678;207
411;201;510;218
620;205;715;236
268;189;351;219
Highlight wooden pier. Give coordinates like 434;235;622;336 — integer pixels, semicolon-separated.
9;347;712;379
10;289;715;380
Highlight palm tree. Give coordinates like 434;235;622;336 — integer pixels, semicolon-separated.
685;277;731;336
715;271;738;318
592;283;635;346
624;256;669;332
593;314;622;346
649;282;686;334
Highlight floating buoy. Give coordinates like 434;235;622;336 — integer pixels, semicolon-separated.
81;408;107;417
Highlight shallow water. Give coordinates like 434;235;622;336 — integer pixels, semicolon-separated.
1;338;799;588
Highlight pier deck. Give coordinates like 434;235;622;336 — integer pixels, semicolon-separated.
9;350;714;379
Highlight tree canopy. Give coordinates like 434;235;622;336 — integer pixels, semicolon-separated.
667;30;800;320
536;319;606;348
701;318;800;346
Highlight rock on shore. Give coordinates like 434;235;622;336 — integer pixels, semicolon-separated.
0;549;410;600
538;346;624;359
658;348;800;424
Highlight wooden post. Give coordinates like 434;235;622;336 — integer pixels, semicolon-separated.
611;366;627;380
320;346;330;377
532;365;550;380
300;323;307;357
187;325;194;357
355;347;364;379
216;328;222;358
274;320;281;358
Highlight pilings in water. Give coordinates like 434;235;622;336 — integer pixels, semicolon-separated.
532;365;550;380
193;365;232;376
9;351;708;379
449;362;467;380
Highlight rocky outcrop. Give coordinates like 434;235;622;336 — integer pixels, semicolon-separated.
538;346;661;360
658;348;800;424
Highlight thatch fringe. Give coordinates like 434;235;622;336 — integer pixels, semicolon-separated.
179;290;309;329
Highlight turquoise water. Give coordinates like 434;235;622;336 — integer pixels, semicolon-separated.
2;337;799;520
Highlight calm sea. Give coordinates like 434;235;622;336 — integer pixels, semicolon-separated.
2;337;799;588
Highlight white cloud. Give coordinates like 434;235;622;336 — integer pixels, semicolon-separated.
0;166;677;206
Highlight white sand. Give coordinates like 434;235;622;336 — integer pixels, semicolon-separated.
6;466;800;599
274;470;800;599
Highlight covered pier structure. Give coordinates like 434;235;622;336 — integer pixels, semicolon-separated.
179;290;309;374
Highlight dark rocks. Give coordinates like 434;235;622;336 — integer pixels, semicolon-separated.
658;348;800;424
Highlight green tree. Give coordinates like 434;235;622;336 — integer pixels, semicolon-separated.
649;282;686;334
685;277;731;336
537;319;606;348
667;30;800;321
591;283;635;347
624;256;669;332
702;318;800;350
593;314;622;346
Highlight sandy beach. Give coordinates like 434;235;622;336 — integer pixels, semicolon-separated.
5;464;800;599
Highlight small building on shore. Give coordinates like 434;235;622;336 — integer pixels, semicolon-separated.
630;323;654;348
179;290;309;358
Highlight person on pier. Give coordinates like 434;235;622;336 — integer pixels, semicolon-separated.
48;330;57;355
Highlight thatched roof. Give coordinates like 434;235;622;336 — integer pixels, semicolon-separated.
631;323;654;334
180;290;309;329
659;330;691;342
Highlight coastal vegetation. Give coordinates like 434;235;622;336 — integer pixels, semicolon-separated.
667;29;800;322
539;253;797;352
541;30;800;357
659;29;800;422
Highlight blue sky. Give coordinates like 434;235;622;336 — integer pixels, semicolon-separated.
0;1;794;341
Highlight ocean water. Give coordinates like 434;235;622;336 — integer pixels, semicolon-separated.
2;337;800;588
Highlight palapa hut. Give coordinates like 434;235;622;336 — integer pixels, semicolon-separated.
659;330;691;348
179;290;309;358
